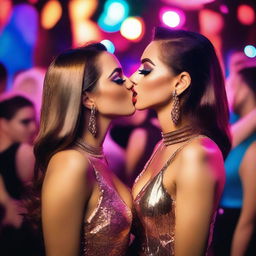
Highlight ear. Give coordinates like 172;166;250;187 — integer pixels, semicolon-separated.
0;118;9;131
82;92;96;109
174;72;191;95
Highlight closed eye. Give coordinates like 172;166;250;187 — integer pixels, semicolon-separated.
138;69;151;75
113;78;126;85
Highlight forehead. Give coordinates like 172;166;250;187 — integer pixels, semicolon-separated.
141;41;162;62
97;51;121;76
14;106;35;118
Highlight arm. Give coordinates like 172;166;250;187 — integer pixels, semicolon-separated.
16;143;35;183
125;128;147;184
231;142;256;256
0;175;22;227
231;109;256;148
175;139;222;256
42;150;91;256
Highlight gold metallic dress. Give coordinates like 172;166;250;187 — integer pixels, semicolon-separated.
81;155;132;256
133;138;216;256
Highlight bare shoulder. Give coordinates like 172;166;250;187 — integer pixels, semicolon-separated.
177;136;224;184
45;149;90;183
50;149;88;168
180;136;222;162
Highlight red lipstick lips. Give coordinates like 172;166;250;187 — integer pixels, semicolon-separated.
132;88;137;104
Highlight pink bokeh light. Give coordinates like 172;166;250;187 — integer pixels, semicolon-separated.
160;8;185;29
237;4;255;26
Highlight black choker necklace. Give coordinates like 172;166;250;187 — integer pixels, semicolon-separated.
161;126;197;146
75;139;104;158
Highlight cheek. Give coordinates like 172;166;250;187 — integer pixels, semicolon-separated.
7;122;27;140
136;74;172;109
96;85;134;116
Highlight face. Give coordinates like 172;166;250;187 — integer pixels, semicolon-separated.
130;41;178;110
2;106;37;143
89;52;135;117
226;73;251;113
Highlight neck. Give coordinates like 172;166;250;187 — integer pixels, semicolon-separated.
155;103;190;133
80;113;111;148
0;131;14;152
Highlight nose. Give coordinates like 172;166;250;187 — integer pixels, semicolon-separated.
125;78;136;90
29;121;37;134
129;71;139;86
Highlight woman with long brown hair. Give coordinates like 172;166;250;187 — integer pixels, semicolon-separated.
129;27;231;255
28;43;135;256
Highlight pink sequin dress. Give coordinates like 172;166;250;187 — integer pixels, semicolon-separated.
81;155;132;256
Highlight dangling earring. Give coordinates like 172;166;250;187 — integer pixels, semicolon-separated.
171;90;180;125
88;105;97;137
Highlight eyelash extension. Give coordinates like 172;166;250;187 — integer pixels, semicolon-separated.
113;78;126;85
138;69;151;75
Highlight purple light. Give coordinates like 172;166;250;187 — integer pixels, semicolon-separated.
220;5;229;14
160;8;185;28
218;208;224;215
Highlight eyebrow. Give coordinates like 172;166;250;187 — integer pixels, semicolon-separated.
108;67;122;78
141;58;155;66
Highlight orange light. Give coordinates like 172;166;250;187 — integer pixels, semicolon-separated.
68;0;101;47
0;0;12;31
41;0;62;30
69;0;98;21
120;17;145;41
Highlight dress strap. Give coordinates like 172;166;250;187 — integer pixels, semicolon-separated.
133;140;163;186
161;135;207;173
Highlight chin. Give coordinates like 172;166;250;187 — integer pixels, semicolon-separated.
123;108;136;116
134;103;149;111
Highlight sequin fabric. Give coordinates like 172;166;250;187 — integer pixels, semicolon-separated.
81;156;132;256
133;138;216;256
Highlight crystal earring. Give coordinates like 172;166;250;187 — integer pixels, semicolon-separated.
171;90;180;125
88;105;97;137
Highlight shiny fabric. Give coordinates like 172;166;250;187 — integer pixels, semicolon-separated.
81;156;132;256
133;138;215;256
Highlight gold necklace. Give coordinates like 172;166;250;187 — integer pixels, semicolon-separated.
75;139;104;158
161;126;197;146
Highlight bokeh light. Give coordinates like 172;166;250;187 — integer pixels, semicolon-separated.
160;8;185;28
237;5;255;26
28;0;38;4
120;17;144;41
163;10;185;28
199;9;224;35
101;39;115;53
162;0;215;10
220;5;229;14
69;0;98;22
69;0;101;47
41;0;62;30
98;0;129;32
244;45;256;58
0;0;12;31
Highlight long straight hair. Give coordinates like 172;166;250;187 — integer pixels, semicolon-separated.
25;43;107;230
154;27;231;158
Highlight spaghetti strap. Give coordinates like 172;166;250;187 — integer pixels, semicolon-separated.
161;134;207;173
132;135;208;200
133;135;206;201
133;140;163;186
